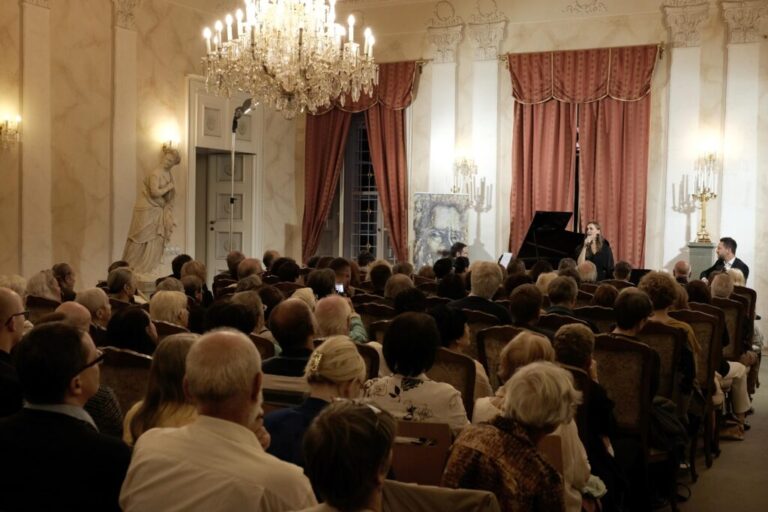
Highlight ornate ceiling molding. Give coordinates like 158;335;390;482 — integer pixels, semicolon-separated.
662;2;710;48
426;1;463;63
467;0;506;61
563;1;607;15
721;0;768;44
22;0;50;9
114;0;141;30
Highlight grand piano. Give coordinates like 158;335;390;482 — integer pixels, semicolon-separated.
515;211;584;269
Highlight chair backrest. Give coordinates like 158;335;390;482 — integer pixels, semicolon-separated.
732;286;756;321
593;334;655;445
357;281;375;293
391;421;452;486
536;434;563;474
417;282;439;297
476;325;524;390
382;480;501;512
25;295;61;324
357;343;381;380
262;274;280;285
249;334;276;360
212;279;237;298
573;305;616;333
413;275;435;286
356;303;397;332
636;321;686;402
426;348;476;419
580;283;600;294
669;309;720;406
493;299;511;310
538;313;590;333
425;296;450;309
600;279;635;290
369;319;391;343
463;309;500;360
575;290;594;308
152;321;189;342
100;347;153;412
352;293;389;307
273;281;302;297
711;297;746;360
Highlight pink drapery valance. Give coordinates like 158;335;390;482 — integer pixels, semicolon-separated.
508;45;659;104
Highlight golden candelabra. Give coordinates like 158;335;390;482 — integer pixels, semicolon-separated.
691;152;719;243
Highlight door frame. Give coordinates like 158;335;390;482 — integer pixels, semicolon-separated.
186;75;264;268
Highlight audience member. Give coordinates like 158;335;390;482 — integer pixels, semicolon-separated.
393;287;427;314
238;258;264;279
364;312;469;432
711;272;734;299
357;251;375;270
217;250;244;281
728;268;746;287
0;288;25;416
437;273;468;300
448;261;511;323
591;284;619;308
0;274;27;300
52;262;76;301
232;291;279;348
392;262;414;276
546;276;579;317
181;260;213;307
384;273;414;301
258;285;285;322
76;287;112;346
107;267;136;305
368;261;393;296
428;305;492;400
307;268;337;299
55;301;92;332
107;305;158;355
506;257;527;276
559;266;582;285
314;295;367;343
686;280;710;304
450;242;469;258
672;260;691;284
235;274;263;292
169;254;192;280
558;258;577;272
302;400;396;512
699;237;749;282
181;275;205;333
529;259;554;283
204;302;256;335
119;329;316;511
613;260;633;282
316;256;335;269
307;255;321;269
149;290;189;330
275;258;300;283
503;272;533;297
26;269;62;303
263;249;280;272
348;260;364;289
577;261;598;283
265;299;317;376
444;361;579;512
292;287;318;310
0;322;131;511
156;277;184;292
433;258;454;280
265;336;366;467
417;265;436;279
508;284;553;340
454;256;470;275
123;333;198;445
535;271;558;296
329;258;352;293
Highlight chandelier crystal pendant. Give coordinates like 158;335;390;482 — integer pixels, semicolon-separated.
202;0;379;119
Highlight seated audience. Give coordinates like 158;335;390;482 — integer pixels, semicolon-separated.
119;329;316;511
438;272;468;300
368;261;393;296
0;288;25;416
107;306;158;355
384;273;414;302
428;305;492;401
302;400;396;512
364;312;469;432
155;277;184;292
307;256;321;269
123;333;198;445
472;332;589;512
169;253;192;280
672;260;691;284
181;260;213;307
328;257;352;294
393;262;414;276
529;259;554;283
613;260;633;282
262;249;280;272
52;262;76;301
292;287;318;310
76;287;112;346
357;251;375;271
558;258;577;272
25;269;62;318
235;274;263;292
232;291;279;347
275;258;300;283
546;276;580;317
503;272;533;297
149;290;189;331
315;295;367;343
258;285;285;322
316;256;335;269
214;251;244;282
204;302;256;335
535;271;558;296
265;336;365;467
307;268;337;299
508;284;553;340
181;275;205;333
577;261;598;283
591;283;619;308
107;267;136;306
506;258;527;276
443;361;580;512
238;257;264;279
448;261;512;323
559;266;582;285
454;256;470;276
265;298;317;376
417;265;436;280
686;279;711;304
0;274;27;300
0;322;131;511
393;287;427;314
728;268;746;287
433;257;454;280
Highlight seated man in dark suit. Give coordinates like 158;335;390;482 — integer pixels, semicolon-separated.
0;288;25;417
264;298;316;377
508;284;554;340
215;250;245;282
76;287;112;346
448;261;511;323
546;276;579;317
700;236;750;283
0;322;131;511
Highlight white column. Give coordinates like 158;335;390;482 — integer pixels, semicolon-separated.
111;0;140;260
657;2;709;270
21;0;52;276
720;1;765;284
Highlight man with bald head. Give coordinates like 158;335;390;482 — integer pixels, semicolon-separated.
120;329;315;512
76;287;112;347
314;295;367;344
55;301;91;333
265;298;317;377
238;258;264;280
0;288;26;416
673;260;691;284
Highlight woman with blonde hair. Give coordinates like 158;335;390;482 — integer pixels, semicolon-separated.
123;333;199;445
149;290;189;329
472;331;591;512
264;336;366;467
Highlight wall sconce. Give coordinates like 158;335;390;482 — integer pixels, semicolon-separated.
162;139;178;152
452;157;477;194
0;116;21;148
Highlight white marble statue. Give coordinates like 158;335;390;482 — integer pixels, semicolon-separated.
123;147;181;274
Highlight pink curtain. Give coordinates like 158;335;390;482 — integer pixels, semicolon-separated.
302;109;352;263
304;62;418;263
509;101;577;252
507;45;658;266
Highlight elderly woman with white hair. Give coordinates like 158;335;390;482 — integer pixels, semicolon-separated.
26;270;62;303
443;361;581;512
149;291;189;330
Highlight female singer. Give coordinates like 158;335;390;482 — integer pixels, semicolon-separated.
576;221;614;281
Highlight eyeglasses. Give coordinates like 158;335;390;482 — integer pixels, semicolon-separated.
4;310;29;327
72;349;106;377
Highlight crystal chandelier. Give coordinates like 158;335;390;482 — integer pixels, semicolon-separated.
202;0;379;119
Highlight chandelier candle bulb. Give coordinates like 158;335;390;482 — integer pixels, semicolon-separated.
203;27;212;54
348;15;354;43
225;14;233;42
214;20;223;47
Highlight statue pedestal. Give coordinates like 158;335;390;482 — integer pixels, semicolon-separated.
688;242;715;279
135;272;161;296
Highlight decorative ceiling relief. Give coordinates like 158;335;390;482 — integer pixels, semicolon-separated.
722;0;768;44
426;1;464;64
563;0;607;15
662;1;710;48
467;0;507;61
114;0;141;30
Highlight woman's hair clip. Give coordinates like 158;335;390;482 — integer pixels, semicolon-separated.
308;351;323;374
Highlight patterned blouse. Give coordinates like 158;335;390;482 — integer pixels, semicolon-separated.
442;416;564;512
363;373;469;432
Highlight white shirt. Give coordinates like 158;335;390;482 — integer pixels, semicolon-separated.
119;415;316;512
364;373;469;432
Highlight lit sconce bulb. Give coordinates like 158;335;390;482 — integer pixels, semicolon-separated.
225;14;233;42
15;115;21;124
347;14;355;42
214;20;223;47
368;36;375;59
203;27;212;53
235;9;244;38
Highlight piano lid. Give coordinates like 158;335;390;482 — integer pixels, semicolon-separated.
515;211;585;266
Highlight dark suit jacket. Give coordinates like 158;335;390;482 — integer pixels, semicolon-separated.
0;351;22;418
0;409;131;511
699;257;750;282
262;347;314;377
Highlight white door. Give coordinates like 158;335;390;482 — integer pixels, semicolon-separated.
206;153;254;282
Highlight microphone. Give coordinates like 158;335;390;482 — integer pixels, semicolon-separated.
232;98;255;133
